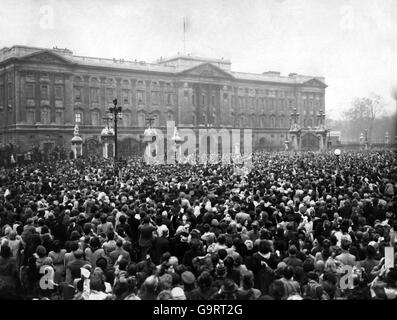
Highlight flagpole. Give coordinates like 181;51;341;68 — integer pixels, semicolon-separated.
183;17;186;54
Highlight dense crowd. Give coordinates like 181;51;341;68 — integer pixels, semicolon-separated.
0;149;396;300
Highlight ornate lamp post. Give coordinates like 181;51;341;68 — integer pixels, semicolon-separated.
289;107;300;150
364;129;369;150
385;131;390;145
101;115;114;159
106;99;123;169
171;126;183;163
142;114;157;163
70;124;83;159
359;132;364;149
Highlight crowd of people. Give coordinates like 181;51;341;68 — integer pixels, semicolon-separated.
0;149;396;300
0;144;70;167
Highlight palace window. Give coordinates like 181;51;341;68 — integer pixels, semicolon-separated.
40;73;50;81
26;84;35;98
270;116;275;128
201;94;206;106
122;111;131;127
27;108;35;124
91;111;100;126
90;88;99;102
74;87;81;101
55;109;64;124
107;88;114;102
122;89;129;104
75;111;82;123
138;113;145;127
151;91;159;105
137;90;144;104
167;93;172;105
26;72;35;82
55;86;63;100
41;85;49;99
153;113;160;126
41;107;51;124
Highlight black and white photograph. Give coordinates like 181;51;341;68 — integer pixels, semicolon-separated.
0;0;396;308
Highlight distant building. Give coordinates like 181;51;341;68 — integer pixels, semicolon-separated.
329;130;341;146
0;45;327;156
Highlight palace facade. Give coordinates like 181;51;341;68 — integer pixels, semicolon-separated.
0;45;327;157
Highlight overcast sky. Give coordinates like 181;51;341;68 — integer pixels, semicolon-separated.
0;0;396;119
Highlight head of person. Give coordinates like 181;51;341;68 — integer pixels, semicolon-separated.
341;239;351;251
269;280;285;300
241;271;255;290
197;271;213;292
0;245;12;259
259;240;272;255
283;266;294;280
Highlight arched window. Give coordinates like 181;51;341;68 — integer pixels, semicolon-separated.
153;113;160;127
192;113;196;125
270;116;275;128
138;113;145;127
55;109;64;125
250;115;255;127
239;115;245;127
260;116;266;128
280;116;285;128
122;111;131;127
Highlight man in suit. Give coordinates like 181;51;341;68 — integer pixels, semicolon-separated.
335;239;356;267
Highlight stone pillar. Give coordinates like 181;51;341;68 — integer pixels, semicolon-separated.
318;134;324;151
64;74;73;124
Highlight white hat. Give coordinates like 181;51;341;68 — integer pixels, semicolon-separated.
171;287;186;300
157;225;169;237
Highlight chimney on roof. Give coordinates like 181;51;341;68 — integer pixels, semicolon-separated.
262;71;280;76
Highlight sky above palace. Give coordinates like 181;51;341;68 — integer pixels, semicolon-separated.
0;0;396;120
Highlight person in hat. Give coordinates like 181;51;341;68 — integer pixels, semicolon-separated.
171;286;186;300
65;249;90;284
138;216;157;261
251;240;278;295
181;271;196;298
187;271;217;300
211;278;239;300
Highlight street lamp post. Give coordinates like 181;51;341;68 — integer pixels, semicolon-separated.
364;129;369;150
334;148;341;173
392;87;397;145
107;99;122;169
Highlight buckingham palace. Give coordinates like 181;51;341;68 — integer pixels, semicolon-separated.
0;45;327;157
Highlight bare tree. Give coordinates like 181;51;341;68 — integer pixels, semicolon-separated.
343;93;386;141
